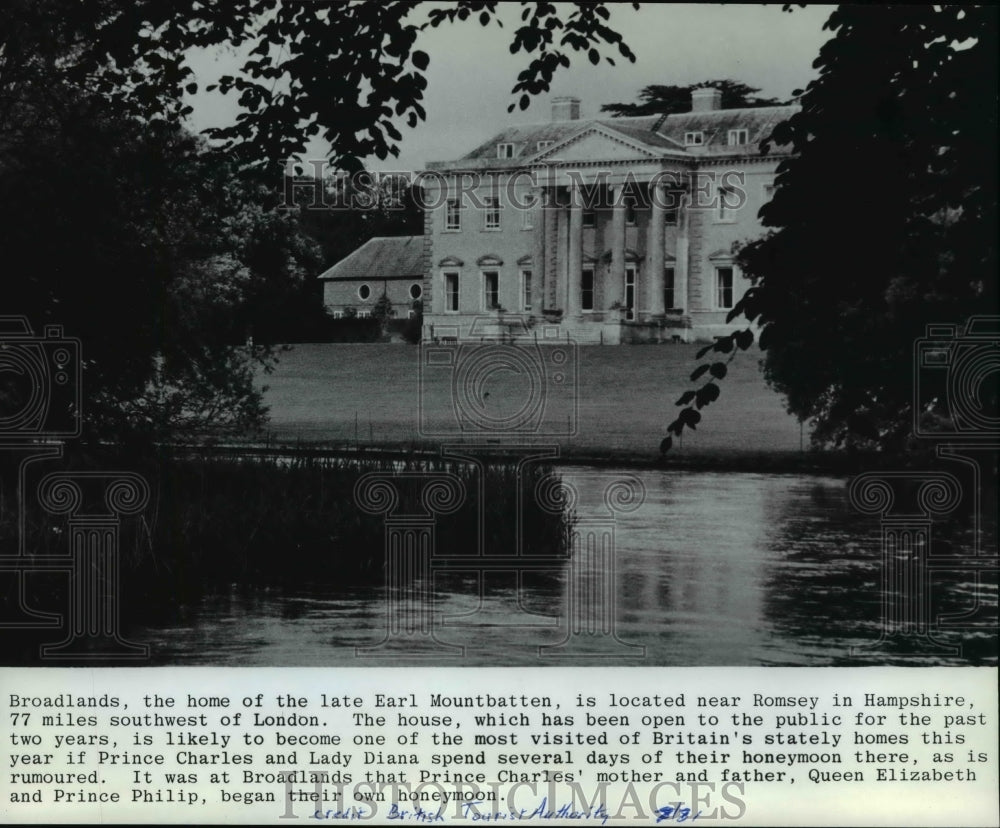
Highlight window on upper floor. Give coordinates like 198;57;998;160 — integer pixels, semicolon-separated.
522;195;535;230
662;188;681;225
483;195;501;230
717;187;738;222
445;199;461;231
582;210;595;228
728;128;749;146
625;197;637;226
497;143;516;159
536;140;554;152
684;131;704;146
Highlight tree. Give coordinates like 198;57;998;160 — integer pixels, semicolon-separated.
601;79;785;118
0;75;320;442
296;173;424;265
665;5;997;453
2;0;639;171
372;293;395;328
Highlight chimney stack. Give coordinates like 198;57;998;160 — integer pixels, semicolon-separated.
691;88;722;112
551;96;581;121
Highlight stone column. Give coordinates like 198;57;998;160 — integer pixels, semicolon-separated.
647;182;666;316
555;193;569;313
532;188;547;311
566;183;583;318
608;185;626;309
674;198;689;313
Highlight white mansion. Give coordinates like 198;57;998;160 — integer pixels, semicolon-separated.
418;90;797;343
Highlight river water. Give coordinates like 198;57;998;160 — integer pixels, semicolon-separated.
133;467;997;667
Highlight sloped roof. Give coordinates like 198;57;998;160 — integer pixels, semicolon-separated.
317;236;423;281
594;117;684;150
427;105;798;169
658;105;798;155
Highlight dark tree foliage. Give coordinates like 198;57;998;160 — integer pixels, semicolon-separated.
295;175;424;266
665;5;998;453
601;79;785;118
1;0;637;170
0;88;321;441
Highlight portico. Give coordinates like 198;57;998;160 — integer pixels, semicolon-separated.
527;168;691;339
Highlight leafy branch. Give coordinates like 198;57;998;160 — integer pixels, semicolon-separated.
661;300;758;454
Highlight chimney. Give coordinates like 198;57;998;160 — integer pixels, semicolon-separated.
691;88;722;112
551;96;581;121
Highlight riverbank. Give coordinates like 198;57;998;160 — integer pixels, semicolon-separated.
0;451;573;631
180;439;938;476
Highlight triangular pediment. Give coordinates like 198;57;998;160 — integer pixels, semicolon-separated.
533;125;660;163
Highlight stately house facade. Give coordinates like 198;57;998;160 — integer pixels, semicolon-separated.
419;90;797;343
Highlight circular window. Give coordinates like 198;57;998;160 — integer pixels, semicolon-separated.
409;283;423;300
358;284;371;300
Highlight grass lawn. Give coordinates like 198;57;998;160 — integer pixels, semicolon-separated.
260;343;803;457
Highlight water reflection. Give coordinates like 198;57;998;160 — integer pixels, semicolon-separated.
132;468;996;666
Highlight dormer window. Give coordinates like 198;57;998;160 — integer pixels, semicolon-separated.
684;131;704;146
728;129;748;146
497;142;516;159
536;140;554;152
